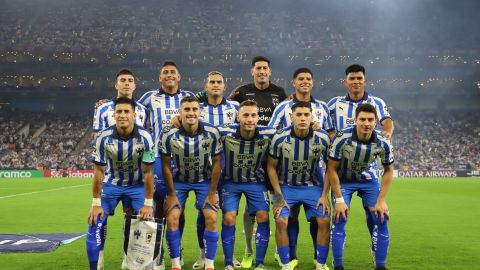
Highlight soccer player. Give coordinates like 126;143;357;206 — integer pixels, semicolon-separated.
327;64;394;263
160;96;222;270
86;97;155;270
267;101;332;270
138;60;194;257
92;69;147;139
229;56;287;267
192;71;240;269
327;103;394;270
269;67;334;267
218;100;276;270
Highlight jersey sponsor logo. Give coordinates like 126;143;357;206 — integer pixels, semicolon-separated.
245;93;255;96
258;107;272;113
115;160;137;173
351;161;370;172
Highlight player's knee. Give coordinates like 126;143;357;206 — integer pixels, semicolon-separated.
275;217;289;231
166;210;180;229
255;210;269;223
123;207;134;215
204;211;218;231
223;211;237;226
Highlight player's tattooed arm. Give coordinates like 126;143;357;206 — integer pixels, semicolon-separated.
267;156;289;217
88;164;105;225
161;155;180;212
327;159;349;223
204;154;221;211
374;163;394;223
139;163;154;220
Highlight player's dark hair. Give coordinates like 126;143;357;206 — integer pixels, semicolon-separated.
355;103;377;119
239;100;257;109
293;67;313;79
180;96;199;105
114;97;136;110
116;69;134;79
161;60;178;69
345;64;365;76
291;101;312;112
251;56;270;67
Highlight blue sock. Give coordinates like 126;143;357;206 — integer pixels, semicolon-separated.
255;221;270;266
287;219;299;259
331;217;347;267
310;220;318;259
365;206;374;250
86;215;108;270
372;214;389;267
166;230;181;258
221;223;235;266
277;245;290;265
204;230;219;260
316;244;329;264
197;212;206;249
179;214;185;237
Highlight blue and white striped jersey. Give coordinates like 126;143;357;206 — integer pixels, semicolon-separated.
200;98;239;126
159;122;223;183
92;100;147;131
328;126;394;182
327;92;391;131
92;125;155;187
218;124;276;183
268;96;334;132
138;89;195;157
269;126;331;186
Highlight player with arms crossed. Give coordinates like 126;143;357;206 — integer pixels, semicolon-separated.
328;64;394;264
86;97;155;270
160;96;222;270
217;100;276;270
267;101;332;270
92;69;147;139
327;103;394;270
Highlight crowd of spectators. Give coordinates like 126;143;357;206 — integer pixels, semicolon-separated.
1;110;479;171
1;0;478;56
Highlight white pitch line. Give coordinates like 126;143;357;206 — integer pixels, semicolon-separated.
0;184;90;199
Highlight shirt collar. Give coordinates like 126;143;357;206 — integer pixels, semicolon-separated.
179;121;205;137
289;126;314;140
234;125;260;140
345;91;369;102
112;124;140;140
158;87;181;96
293;94;315;103
351;126;377;143
204;97;227;107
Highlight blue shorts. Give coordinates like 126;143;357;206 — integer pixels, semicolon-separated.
153;157;167;202
101;182;145;215
334;180;380;208
171;181;216;211
221;182;269;215
274;185;328;220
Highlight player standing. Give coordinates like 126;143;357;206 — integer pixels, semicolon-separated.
86;97;155;270
327;103;394;270
267;101;332;270
218;100;276;270
160;96;222;270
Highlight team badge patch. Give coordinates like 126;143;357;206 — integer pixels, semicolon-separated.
336;130;344;137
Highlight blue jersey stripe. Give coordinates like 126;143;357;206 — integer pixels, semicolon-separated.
117;140;124;186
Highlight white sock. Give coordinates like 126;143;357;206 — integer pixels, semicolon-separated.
171;257;181;269
205;259;214;269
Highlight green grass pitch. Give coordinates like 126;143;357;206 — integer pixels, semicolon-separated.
0;178;479;269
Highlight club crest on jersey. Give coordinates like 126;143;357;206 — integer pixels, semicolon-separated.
162;125;172;133
272;97;280;107
336;130;344;137
257;140;266;149
312;147;321;157
226;111;234;121
135;146;144;156
202;141;210;151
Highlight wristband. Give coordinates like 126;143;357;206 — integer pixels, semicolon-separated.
92;198;101;207
335;197;345;204
144;198;153;207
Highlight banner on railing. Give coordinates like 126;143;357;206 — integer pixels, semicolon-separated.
0;170;44;178
44;170;94;178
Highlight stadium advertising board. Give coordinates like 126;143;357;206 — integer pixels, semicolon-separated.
396;170;468;178
0;170;44;178
44;170;94;178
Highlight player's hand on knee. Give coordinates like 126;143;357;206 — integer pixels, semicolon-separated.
203;192;219;211
317;195;331;216
334;202;349;223
88;206;104;225
164;195;181;213
273;193;289;219
139;206;153;221
169;115;182;128
374;199;389;223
